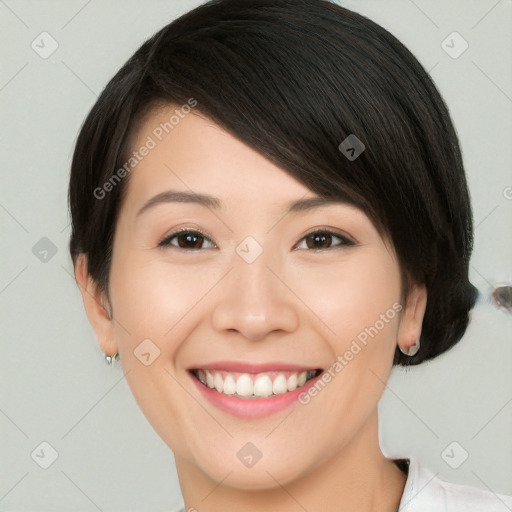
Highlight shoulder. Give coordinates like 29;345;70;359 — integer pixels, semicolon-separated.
399;457;512;512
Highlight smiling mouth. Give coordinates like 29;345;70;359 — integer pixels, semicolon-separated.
190;368;323;399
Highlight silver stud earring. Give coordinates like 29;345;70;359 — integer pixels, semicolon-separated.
399;339;420;357
105;353;120;367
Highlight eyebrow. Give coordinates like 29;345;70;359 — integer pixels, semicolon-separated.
135;190;352;218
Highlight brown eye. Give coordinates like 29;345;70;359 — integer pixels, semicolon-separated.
295;230;356;251
306;232;333;249
159;230;216;250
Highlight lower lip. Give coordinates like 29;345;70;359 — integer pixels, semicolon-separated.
189;370;324;418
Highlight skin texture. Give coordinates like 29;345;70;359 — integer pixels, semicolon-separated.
75;104;427;511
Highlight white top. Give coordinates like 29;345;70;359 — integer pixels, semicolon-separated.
170;457;512;512
398;456;512;511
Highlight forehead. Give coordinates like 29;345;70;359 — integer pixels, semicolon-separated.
121;104;381;236
124;104;322;208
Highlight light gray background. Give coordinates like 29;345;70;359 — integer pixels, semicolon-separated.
1;0;511;510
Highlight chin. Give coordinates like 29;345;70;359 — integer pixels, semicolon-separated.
195;446;319;492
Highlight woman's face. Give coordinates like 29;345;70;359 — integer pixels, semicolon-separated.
78;104;426;490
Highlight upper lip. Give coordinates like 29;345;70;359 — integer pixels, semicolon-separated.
188;361;322;374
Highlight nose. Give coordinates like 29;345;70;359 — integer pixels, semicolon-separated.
211;248;300;342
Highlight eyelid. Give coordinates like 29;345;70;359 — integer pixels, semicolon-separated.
159;227;216;249
293;227;357;250
301;226;357;245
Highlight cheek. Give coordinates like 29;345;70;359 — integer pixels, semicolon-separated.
278;253;402;461
107;252;207;448
109;253;205;342
292;250;402;348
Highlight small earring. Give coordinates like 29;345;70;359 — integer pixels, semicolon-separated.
399;339;420;357
105;353;120;367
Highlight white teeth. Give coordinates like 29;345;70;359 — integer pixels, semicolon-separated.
223;374;236;395
195;368;319;398
214;372;224;393
273;374;288;395
254;375;273;397
236;373;253;397
286;373;298;391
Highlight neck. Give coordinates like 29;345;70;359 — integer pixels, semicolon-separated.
175;411;407;512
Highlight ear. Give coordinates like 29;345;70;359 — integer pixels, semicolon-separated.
397;282;427;354
74;254;118;357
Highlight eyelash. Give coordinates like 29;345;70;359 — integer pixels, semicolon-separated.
158;227;357;251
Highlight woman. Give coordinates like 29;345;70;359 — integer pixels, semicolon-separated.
68;0;512;510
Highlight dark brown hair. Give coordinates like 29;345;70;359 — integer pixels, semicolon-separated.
68;0;479;366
